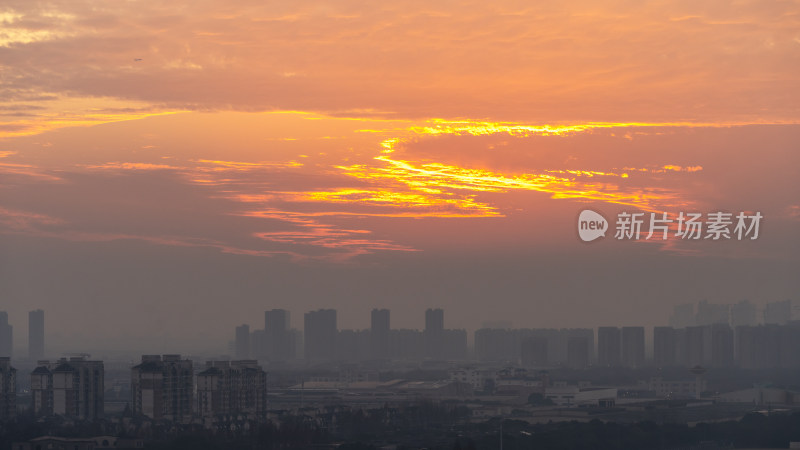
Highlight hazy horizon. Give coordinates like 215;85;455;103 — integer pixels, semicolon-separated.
1;1;798;356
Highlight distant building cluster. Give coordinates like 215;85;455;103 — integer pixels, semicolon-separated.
661;300;800;369
475;328;594;368
236;308;469;363
229;300;800;370
0;299;799;425
0;309;44;360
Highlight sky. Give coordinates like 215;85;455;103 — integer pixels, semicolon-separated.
1;0;798;355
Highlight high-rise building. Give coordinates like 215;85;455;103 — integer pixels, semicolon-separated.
29;309;44;360
235;324;250;359
520;336;548;367
710;324;734;367
779;323;800;368
443;329;468;360
684;326;705;366
32;357;104;420
196;360;267;421
730;300;757;327
336;329;370;361
265;309;294;361
735;324;794;369
0;312;11;358
621;327;645;368
304;309;337;360
424;308;444;359
695;300;729;326
566;336;589;369
764;300;792;325
653;326;677;367
597;327;621;367
0;357;16;421
370;309;390;359
131;355;193;422
389;329;424;360
669;303;695;328
474;328;516;362
250;329;266;360
31;365;52;417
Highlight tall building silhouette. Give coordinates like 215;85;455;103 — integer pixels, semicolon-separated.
443;329;468;360
474;328;516;361
730;300;757;327
566;336;589;369
597;327;621;367
0;312;11;358
424;308;444;359
621;326;645;368
684;326;705;366
336;329;369;360
520;336;548;367
710;324;734;367
131;355;193;422
0;357;15;421
235;324;250;359
389;329;424;360
669;303;695;328
370;309;390;359
304;309;337;360
29;309;44;360
695;300;729;326
265;309;294;360
653;326;677;367
764;300;792;325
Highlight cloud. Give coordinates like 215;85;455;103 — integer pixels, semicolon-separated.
0;0;798;125
1;109;797;262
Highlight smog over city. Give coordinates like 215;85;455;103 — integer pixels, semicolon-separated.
0;1;799;449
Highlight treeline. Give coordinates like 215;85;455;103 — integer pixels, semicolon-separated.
2;407;800;449
467;412;800;450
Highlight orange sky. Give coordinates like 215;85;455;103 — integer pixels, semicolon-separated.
0;0;798;351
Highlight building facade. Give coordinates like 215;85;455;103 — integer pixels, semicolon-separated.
196;360;267;421
265;309;294;361
131;354;193;422
597;327;621;367
0;357;15;421
31;356;104;420
621;326;645;368
370;309;390;359
29;309;44;360
424;308;444;359
304;309;337;360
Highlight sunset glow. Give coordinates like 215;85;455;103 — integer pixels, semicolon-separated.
0;0;797;342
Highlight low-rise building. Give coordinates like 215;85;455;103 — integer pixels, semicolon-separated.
545;384;617;407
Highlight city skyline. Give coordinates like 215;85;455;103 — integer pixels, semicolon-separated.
0;0;798;353
0;1;797;447
3;298;799;359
